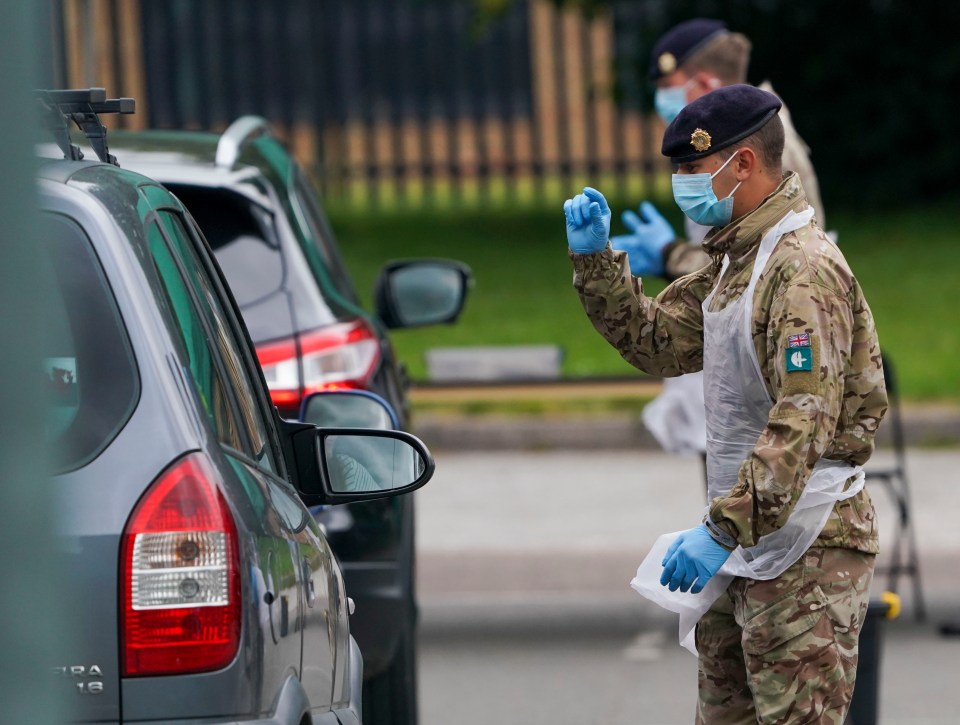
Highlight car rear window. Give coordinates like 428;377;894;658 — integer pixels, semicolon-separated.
166;186;284;307
41;213;140;472
168;184;348;342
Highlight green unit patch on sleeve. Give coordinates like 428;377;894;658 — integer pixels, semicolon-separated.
785;347;813;372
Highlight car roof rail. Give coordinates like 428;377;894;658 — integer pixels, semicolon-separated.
215;115;272;170
36;88;135;166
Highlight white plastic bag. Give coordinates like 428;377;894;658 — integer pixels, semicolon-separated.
630;531;732;654
641;373;707;455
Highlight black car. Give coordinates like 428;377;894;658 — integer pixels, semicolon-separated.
110;119;471;724
37;89;436;724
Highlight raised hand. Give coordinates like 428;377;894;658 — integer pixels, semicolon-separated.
563;186;611;254
610;201;675;277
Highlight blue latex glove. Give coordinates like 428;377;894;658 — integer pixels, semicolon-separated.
610;201;675;277
563;186;611;254
660;525;733;594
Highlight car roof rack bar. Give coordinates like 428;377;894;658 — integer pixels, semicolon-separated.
215;115;271;170
35;88;135;166
38;94;85;162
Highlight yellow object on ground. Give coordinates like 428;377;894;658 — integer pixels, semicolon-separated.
880;590;902;620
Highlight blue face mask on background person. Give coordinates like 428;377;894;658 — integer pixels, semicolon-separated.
655;77;719;124
654;84;688;124
672;152;742;227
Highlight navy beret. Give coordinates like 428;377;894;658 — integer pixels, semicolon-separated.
649;19;728;80
660;84;782;164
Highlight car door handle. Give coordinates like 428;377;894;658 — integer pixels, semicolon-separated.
265;551;279;644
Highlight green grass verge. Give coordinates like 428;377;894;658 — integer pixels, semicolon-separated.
328;196;959;403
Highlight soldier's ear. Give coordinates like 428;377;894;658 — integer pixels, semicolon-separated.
734;147;759;179
691;71;720;90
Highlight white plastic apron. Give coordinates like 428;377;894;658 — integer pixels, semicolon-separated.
631;208;864;654
641;218;712;455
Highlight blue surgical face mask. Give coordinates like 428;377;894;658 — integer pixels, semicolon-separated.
655;77;722;124
671;152;743;228
654;84;688;124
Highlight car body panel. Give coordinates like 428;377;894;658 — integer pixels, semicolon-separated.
109;130;416;680
38;155;355;723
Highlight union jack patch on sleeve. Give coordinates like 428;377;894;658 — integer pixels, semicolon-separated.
788;333;811;348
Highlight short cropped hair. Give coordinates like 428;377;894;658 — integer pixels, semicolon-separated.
720;113;785;172
683;32;752;85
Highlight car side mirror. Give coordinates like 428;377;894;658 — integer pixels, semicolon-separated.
374;259;472;329
282;422;434;505
300;389;398;430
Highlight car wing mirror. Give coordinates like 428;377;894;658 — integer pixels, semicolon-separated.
374;259;473;329
300;389;399;430
283;424;435;505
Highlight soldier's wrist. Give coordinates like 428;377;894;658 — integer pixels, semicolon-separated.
702;515;738;550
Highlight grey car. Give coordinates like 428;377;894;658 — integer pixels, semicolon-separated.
107;119;471;725
39;88;434;724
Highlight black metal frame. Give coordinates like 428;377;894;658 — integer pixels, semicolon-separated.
867;355;926;620
36;87;135;166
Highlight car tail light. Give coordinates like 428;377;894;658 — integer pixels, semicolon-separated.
256;319;381;414
121;453;241;676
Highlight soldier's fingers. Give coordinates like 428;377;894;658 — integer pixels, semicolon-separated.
639;200;664;223
678;558;698;593
662;535;683;565
582;186;610;214
563;198;574;225
670;556;691;592
621;209;642;232
588;202;607;231
568;195;582;226
574;194;592;226
668;566;685;591
691;561;715;594
660;552;679;587
578;195;594;224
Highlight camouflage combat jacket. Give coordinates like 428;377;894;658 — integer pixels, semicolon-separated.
571;173;886;553
662;83;826;281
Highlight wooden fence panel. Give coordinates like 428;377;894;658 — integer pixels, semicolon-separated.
51;0;665;207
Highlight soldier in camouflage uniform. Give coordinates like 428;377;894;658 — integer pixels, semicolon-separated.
563;85;887;724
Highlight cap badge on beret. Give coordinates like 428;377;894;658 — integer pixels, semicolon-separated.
658;52;677;75
690;128;712;152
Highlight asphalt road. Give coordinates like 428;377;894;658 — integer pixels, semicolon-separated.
414;448;960;725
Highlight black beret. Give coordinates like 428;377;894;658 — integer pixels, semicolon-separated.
648;19;728;80
660;84;782;164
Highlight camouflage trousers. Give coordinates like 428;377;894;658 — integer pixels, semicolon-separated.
695;547;876;724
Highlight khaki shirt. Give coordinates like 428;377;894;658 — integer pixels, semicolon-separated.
571;173;886;553
663;83;826;280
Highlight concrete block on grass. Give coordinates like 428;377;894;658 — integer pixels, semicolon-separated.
425;345;563;383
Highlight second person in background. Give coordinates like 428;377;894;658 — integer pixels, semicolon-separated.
616;17;827;279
